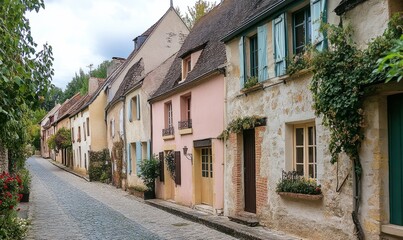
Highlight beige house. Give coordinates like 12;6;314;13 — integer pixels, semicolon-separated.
105;6;189;188
52;93;82;166
70;78;106;175
40;104;61;159
222;0;403;239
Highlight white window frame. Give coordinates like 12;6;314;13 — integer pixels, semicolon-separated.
293;123;317;178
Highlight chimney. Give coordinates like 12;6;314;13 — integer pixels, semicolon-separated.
107;57;125;77
88;77;103;95
170;0;173;8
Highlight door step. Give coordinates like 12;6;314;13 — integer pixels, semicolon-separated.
193;204;213;215
228;212;259;227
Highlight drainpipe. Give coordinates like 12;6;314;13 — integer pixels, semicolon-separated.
123;97;128;178
150;103;153;158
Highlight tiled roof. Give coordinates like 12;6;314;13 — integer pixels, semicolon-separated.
54;93;82;123
334;0;367;15
151;0;259;99
109;59;144;107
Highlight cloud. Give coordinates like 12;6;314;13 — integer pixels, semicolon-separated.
27;0;208;90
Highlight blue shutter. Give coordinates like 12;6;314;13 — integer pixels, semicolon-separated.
128;99;132;122
127;143;131;174
311;0;327;51
239;36;245;88
257;24;268;82
136;141;142;174
273;13;287;77
136;94;140;120
147;140;151;160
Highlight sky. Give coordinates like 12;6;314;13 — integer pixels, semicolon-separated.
27;0;206;90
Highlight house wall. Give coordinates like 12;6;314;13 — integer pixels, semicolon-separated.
153;73;225;212
224;0;391;239
89;90;108;151
108;9;188;104
70;109;91;175
55;117;70;164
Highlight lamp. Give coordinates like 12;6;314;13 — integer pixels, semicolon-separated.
183;146;193;162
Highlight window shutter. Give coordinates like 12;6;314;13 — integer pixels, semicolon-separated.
311;0;327;51
239;36;245;88
128;99;132;122
257;24;268;82
127;143;131;174
273;13;287;76
119;108;124;136
136;94;141;120
174;151;181;185
147;140;151;160
136;141;142;174
159;152;164;182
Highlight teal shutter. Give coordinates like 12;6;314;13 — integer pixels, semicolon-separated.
239;36;245;88
311;0;327;51
136;94;140;120
136;141;142;174
127;143;131;174
128;99;132;122
388;94;403;226
257;24;268;82
147;140;151;160
273;13;287;76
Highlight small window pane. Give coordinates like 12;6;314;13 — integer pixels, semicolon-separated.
296;165;304;175
308;126;314;145
296;147;304;163
309;165;314;178
309;147;314;163
296;128;304;145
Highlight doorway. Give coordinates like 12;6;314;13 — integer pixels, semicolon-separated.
243;129;256;213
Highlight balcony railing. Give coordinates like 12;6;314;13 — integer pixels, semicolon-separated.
178;119;192;130
162;127;174;136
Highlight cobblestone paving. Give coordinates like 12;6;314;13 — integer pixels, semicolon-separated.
26;157;236;240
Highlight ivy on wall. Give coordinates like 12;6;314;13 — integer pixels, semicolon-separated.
219;116;266;140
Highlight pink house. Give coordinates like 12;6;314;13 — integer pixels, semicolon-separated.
149;3;232;214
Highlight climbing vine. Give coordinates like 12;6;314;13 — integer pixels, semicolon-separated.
219;115;266;140
288;14;403;240
164;151;175;180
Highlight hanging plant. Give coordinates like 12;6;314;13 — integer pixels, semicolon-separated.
164;151;175;180
218;115;266;140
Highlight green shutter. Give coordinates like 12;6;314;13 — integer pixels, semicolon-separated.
136;94;140;120
128;99;132;122
127;143;131;174
258;24;268;82
147;140;151;160
239;36;245;88
311;0;327;51
388;94;403;226
136;141;142;174
273;13;287;76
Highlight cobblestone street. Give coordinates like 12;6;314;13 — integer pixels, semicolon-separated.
26;157;236;240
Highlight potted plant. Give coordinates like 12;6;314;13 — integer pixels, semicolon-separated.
138;156;160;200
18;169;31;202
276;170;322;200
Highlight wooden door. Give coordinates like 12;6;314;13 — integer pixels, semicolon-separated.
201;148;213;205
243;129;256;213
388;94;403;226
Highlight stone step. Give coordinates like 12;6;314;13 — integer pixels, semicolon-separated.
228;213;259;227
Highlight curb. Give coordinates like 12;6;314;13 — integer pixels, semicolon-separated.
47;159;90;182
145;200;273;240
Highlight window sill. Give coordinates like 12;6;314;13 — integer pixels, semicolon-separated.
179;128;193;135
382;224;403;238
240;83;263;94
277;192;323;200
162;135;175;140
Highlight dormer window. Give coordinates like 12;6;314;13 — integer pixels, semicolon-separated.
182;56;192;80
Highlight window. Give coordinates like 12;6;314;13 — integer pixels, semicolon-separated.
71;127;75;143
83;123;86;141
129;95;140;122
86;118;90;136
249;34;258;77
294;123;317;178
78;126;81;142
179;95;192;129
201;148;213;178
183;56;192;79
293;7;311;54
165;102;173;129
110;119;115;138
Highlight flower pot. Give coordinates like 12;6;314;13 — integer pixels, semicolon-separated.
20;193;30;202
144;190;155;200
277;192;323;200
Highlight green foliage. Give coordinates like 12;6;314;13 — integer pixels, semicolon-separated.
47;134;56;152
0;216;29;240
41;86;63;112
243;76;259;89
176;0;217;29
54;128;72;150
219;116;266;140
164;152;175;180
276;177;322;195
375;35;403;82
0;0;54;144
88;149;111;183
138;156;160;189
17;169;31;194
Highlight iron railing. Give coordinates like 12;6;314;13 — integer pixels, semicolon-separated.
178;119;192;130
162;127;174;136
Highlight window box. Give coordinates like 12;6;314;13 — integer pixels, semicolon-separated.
278;192;323;200
241;82;263;94
162;127;174;140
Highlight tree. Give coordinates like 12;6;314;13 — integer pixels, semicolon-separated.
180;0;217;29
0;0;53;150
42;85;63;111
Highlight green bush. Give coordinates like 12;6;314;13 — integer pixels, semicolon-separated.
0;216;29;240
276;177;321;195
17;168;31;194
88;149;111;183
138;156;160;190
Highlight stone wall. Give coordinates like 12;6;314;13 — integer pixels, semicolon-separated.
0;144;8;173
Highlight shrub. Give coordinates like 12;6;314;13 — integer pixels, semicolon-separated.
17;169;31;194
276;172;321;195
88;149;111;183
0;216;29;240
138;156;160;190
0;172;22;215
